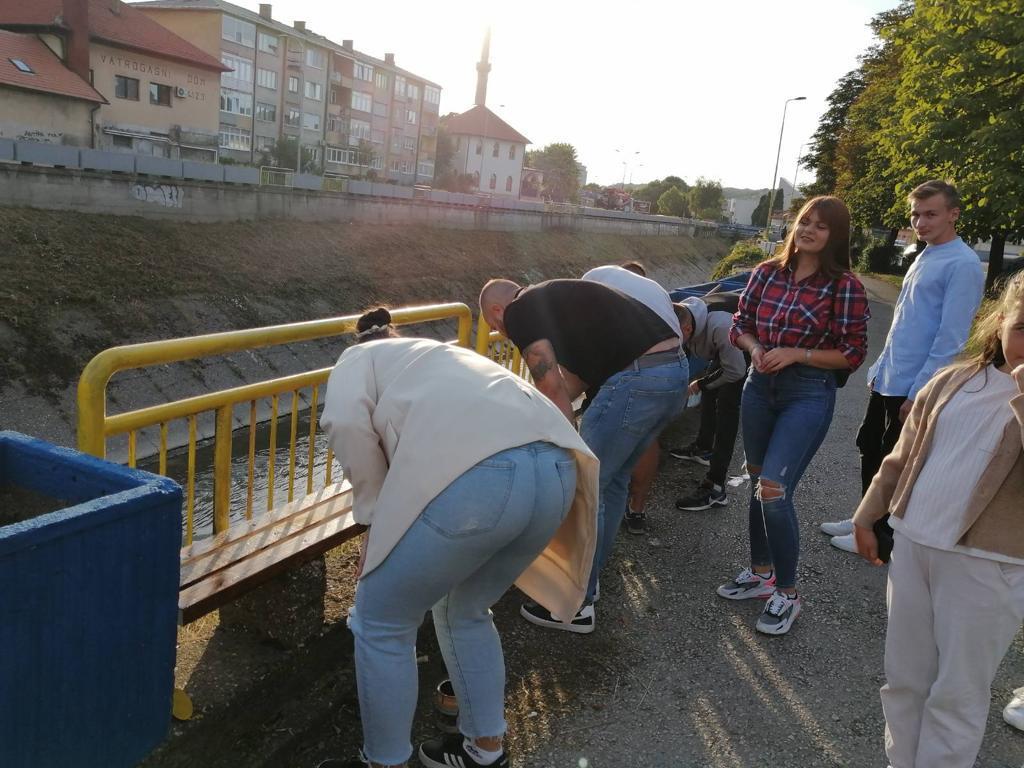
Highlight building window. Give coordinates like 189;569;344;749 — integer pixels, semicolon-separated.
489;173;497;190
255;101;277;122
403;136;416;151
304;81;323;100
257;32;278;54
472;171;480;187
256;68;277;89
222;16;255;47
391;128;402;151
288;76;299;93
475;141;482;156
406;82;419;100
284;108;301;126
351;91;372;112
114;75;139;100
255;135;275;152
221;53;253;90
406;109;416;125
350;119;371;141
506;175;513;192
149;82;172;106
394;75;406;98
308;147;320;162
10;58;33;74
418;160;434;178
371;129;384;145
354;61;373;81
374;71;388;90
112;134;133;148
370;155;383;170
328;147;357;165
372;101;388;117
425;85;440;105
492;141;499;158
219;124;251;150
305;48;326;69
302;112;321;130
220;88;253;116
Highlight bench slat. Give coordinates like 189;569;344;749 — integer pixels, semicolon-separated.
178;508;365;624
180;484;353;589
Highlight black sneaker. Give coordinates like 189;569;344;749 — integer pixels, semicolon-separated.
668;443;713;466
675;483;728;511
419;733;509;768
624;509;646;535
519;600;595;634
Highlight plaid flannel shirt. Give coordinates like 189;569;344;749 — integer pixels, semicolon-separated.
729;262;870;370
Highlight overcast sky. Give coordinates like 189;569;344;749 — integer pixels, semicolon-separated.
194;0;898;190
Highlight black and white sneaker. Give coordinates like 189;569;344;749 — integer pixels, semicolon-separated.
418;733;509;768
755;590;802;635
519;601;595;634
675;482;728;511
668;443;712;466
716;567;776;600
624;509;646;535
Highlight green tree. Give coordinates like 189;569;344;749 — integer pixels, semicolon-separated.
263;136;319;173
801;68;867;198
525;143;580;202
656;185;688;217
750;187;784;227
433;125;456;181
635;176;690;214
877;0;1024;288
688;177;725;221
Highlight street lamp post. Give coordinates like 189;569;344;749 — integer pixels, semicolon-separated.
615;148;639;189
791;142;804;195
764;96;806;242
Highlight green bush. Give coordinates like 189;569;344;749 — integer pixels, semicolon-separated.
711;239;765;280
856;236;899;273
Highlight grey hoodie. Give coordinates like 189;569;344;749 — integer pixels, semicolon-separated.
680;297;748;390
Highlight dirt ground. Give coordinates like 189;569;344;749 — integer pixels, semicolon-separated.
141;277;1024;768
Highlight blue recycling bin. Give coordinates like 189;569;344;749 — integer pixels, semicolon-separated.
0;431;182;768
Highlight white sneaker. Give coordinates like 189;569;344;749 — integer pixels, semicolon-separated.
755;590;802;635
830;532;858;554
1004;686;1024;732
820;518;854;536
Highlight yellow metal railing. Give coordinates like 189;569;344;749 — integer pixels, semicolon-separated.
475;315;529;380
78;303;472;544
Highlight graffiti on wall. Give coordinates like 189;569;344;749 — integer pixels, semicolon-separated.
130;183;183;208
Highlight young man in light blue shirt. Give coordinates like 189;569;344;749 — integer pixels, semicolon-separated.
822;180;985;551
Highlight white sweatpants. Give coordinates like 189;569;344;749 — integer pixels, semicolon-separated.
882;533;1024;768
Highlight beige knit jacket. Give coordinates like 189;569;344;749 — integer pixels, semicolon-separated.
853;364;1024;559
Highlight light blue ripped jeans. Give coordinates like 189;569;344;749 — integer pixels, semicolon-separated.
347;441;576;766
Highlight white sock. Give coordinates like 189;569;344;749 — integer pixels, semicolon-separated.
463;738;503;765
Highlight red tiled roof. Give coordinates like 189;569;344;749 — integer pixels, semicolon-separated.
0;29;105;102
443;105;530;145
0;0;227;71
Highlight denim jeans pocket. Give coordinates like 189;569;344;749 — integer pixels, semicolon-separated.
420;458;516;538
555;458;577;519
621;388;682;436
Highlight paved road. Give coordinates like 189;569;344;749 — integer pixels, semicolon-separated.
487;278;1024;767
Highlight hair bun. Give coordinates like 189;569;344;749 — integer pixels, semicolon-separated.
357;307;392;333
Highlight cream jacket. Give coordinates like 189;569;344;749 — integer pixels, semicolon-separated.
320;338;599;619
853;365;1024;558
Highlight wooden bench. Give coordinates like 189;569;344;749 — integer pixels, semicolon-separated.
178;481;364;624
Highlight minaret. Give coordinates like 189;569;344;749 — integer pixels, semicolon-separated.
474;28;492;107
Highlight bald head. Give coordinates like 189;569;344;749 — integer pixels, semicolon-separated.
479;279;521;334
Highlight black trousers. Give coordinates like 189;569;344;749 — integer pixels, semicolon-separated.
694;377;745;486
856;390;907;495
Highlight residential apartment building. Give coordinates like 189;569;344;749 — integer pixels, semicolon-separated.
136;0;441;183
0;0;225;158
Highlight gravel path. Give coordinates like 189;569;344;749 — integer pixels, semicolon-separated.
492;278;1024;767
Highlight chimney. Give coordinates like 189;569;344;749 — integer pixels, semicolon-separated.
258;3;272;19
293;20;305;32
62;0;90;83
384;53;394;65
342;39;353;51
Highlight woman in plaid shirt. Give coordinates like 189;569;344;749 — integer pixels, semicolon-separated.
715;196;870;635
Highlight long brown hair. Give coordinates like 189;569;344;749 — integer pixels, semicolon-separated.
961;270;1024;371
768;195;852;280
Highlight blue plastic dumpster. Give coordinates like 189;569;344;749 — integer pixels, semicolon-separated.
0;431;182;768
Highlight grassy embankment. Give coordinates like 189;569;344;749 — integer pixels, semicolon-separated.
0;207;728;397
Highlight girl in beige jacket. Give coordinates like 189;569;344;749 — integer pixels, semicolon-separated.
853;271;1024;768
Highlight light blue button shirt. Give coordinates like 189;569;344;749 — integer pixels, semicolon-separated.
867;237;984;400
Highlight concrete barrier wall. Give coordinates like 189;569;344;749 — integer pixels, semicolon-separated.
0;164;705;237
